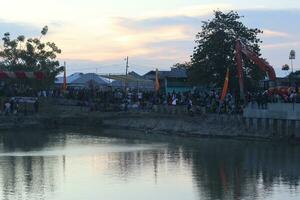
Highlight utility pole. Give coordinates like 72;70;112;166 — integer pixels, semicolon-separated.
124;56;129;111
125;56;129;76
125;56;129;89
63;61;67;92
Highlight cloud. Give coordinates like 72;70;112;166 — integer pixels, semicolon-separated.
0;20;40;38
262;42;300;49
52;8;300;76
2;5;298;76
262;29;290;38
60;58;167;75
111;15;204;30
0;1;299;79
53;15;200;63
139;3;233;18
240;9;300;34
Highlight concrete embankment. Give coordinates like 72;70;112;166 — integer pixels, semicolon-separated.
0;113;103;130
0;103;298;141
101;113;278;140
0;112;279;140
243;103;300;139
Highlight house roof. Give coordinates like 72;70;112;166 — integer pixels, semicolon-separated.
55;72;83;84
55;73;109;85
143;68;187;79
166;68;187;78
72;73;109;85
101;71;152;83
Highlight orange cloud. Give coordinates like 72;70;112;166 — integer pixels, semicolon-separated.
262;29;290;38
50;17;195;62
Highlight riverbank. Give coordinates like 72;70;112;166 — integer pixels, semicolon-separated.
0;107;288;141
0;99;298;142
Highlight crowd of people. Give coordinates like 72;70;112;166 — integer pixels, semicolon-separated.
9;87;245;114
246;88;300;109
53;88;233;113
1;83;300;116
1;97;39;116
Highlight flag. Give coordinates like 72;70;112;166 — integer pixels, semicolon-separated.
155;68;160;92
220;67;229;102
63;64;67;91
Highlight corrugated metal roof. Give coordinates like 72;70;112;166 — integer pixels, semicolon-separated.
167;68;187;78
143;68;187;79
55;73;109;85
72;73;109;85
101;74;153;83
55;72;83;84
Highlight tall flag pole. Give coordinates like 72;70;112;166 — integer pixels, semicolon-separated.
220;67;230;102
63;62;67;92
155;68;160;92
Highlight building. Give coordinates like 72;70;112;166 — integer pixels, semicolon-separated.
101;71;154;91
143;68;192;94
55;73;109;89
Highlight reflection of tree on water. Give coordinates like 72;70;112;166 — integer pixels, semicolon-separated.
0;129;299;200
98;130;300;200
0;130;67;200
0;156;64;200
187;140;300;200
106;150;167;182
0;130;53;151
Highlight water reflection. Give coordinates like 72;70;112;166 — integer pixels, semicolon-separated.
196;141;300;199
0;129;298;200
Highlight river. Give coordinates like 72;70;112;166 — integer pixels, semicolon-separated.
0;128;299;200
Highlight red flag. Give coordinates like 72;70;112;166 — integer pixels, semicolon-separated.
155;68;160;92
220;67;229;102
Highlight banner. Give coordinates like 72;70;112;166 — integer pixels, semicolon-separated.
0;71;45;80
220;67;229;102
155;68;160;92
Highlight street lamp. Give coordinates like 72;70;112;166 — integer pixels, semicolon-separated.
289;50;297;110
289;50;296;74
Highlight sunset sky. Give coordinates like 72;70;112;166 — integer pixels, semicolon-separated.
0;0;299;76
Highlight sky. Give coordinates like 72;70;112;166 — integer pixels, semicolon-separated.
0;0;299;77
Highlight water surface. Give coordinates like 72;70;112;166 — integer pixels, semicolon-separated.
0;128;299;200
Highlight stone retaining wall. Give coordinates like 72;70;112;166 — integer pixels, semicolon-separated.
243;103;300;138
0;104;298;141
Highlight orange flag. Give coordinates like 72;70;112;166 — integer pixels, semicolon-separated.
155;68;160;92
220;67;229;102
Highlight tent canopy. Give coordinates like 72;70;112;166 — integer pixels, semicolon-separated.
101;74;153;83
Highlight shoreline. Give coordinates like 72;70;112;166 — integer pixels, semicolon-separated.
1;108;298;143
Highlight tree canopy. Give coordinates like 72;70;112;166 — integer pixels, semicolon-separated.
172;62;191;70
188;11;266;92
0;26;63;87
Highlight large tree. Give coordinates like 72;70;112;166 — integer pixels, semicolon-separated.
172;62;191;70
0;26;63;88
189;11;266;92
